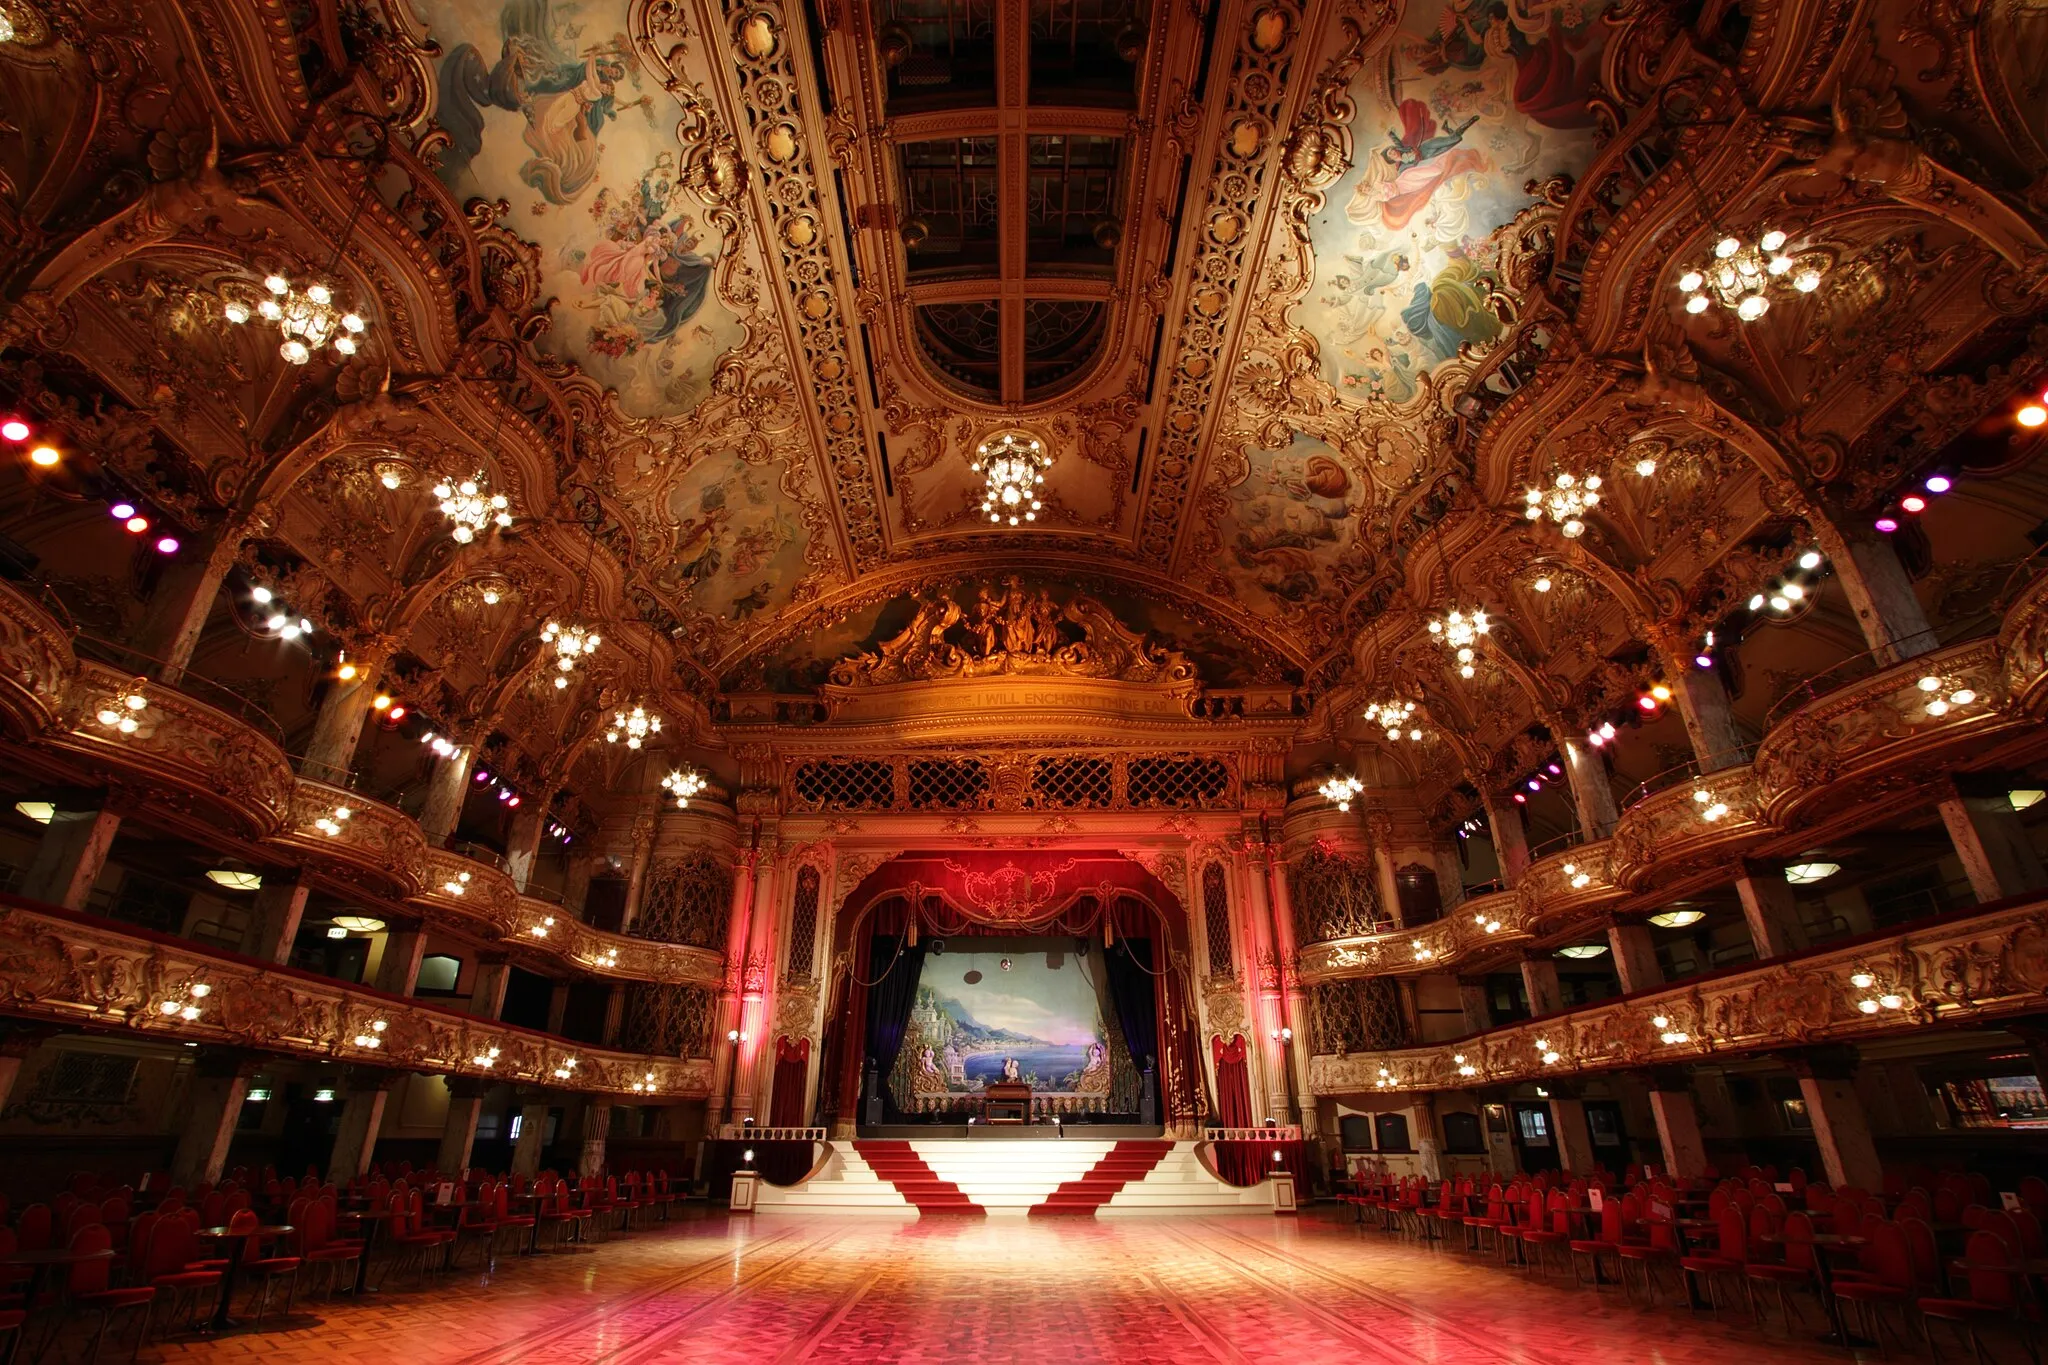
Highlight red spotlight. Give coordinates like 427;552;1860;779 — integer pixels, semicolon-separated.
124;515;149;534
1900;494;1927;514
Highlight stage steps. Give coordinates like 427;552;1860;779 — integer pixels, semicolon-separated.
852;1140;985;1215
1031;1141;1178;1216
749;1143;917;1217
749;1140;1281;1217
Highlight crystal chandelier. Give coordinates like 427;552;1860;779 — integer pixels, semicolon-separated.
1319;774;1364;812
542;620;600;689
1428;608;1490;678
971;431;1052;526
225;273;367;364
433;473;512;543
1677;229;1824;322
1524;472;1600;537
662;767;707;808
606;704;662;748
1364;698;1421;741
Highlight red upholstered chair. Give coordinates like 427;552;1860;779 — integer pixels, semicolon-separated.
16;1205;51;1253
493;1182;536;1255
228;1206;301;1323
453;1182;502;1269
1831;1218;1918;1354
141;1212;224;1334
1568;1193;1627;1289
1919;1229;2042;1361
1462;1184;1511;1255
298;1196;364;1298
56;1223;154;1364
1678;1203;1750;1314
1517;1189;1570;1280
1618;1203;1681;1305
1745;1209;1824;1332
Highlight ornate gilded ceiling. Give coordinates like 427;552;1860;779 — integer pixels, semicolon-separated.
2;0;2046;820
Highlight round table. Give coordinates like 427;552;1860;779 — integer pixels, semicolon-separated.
196;1225;293;1331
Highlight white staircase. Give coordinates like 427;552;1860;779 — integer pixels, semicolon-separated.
911;1139;1117;1214
751;1144;917;1217
748;1139;1281;1217
1100;1143;1278;1215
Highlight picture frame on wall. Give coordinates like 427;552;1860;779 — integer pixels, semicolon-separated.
1780;1097;1813;1132
1484;1103;1508;1133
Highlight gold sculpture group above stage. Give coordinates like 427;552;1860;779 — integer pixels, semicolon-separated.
831;580;1196;687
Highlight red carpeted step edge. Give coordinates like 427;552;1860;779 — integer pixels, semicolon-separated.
1030;1141;1177;1217
852;1141;985;1215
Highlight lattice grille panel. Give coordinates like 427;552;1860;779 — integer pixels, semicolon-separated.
1309;979;1409;1055
619;983;717;1059
907;758;989;809
792;759;897;810
633;851;729;949
1030;757;1114;808
1288;846;1386;942
1202;863;1234;975
1127;756;1231;808
785;865;821;981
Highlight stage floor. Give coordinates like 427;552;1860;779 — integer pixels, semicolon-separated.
145;1207;1872;1364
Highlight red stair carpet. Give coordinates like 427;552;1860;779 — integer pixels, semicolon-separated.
852;1141;985;1215
1030;1141;1177;1216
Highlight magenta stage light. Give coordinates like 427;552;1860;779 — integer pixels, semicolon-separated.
1695;653;1714;669
1875;516;1899;533
109;502;136;520
155;536;179;554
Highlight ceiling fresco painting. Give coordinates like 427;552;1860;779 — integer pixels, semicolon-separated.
422;0;748;416
1218;434;1373;629
1297;0;1610;401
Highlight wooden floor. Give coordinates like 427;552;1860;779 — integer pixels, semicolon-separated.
124;1207;1938;1363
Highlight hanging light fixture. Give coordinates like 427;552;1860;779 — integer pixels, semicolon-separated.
606;704;662;749
545;519;604;690
1676;228;1825;321
1363;698;1422;741
971;431;1052;526
1428;608;1490;678
224;130;383;363
433;472;513;543
1318;774;1364;812
662;767;707;808
1524;472;1600;537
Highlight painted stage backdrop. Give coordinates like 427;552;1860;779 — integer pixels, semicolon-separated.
889;947;1137;1115
420;0;749;417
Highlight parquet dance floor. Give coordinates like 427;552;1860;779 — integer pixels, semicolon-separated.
143;1209;1886;1363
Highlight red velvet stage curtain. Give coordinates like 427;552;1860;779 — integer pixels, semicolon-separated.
1210;1034;1265;1186
769;1036;811;1128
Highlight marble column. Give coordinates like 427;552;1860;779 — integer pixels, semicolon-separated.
1606;921;1663;993
137;519;254;684
736;845;783;1119
577;1100;612;1179
1558;735;1620;840
1654;632;1748;772
1455;977;1492;1035
1520;955;1564;1017
1264;844;1309;1117
468;956;511;1019
510;1099;551;1176
299;642;391;781
1434;843;1467;911
1813;524;1937;663
328;1070;399;1182
1938;781;2048;903
601;986;626;1047
1240;844;1289;1121
1478;790;1531;887
1733;862;1804;958
709;850;758;1127
435;1077;490;1176
242;872;310;964
1645;1070;1710;1179
1366;813;1404;925
418;743;476;846
1409;1097;1442;1180
170;1051;256;1189
1788;1048;1885;1191
374;928;428;997
617;808;659;933
1549;1093;1598;1176
20;802;122;912
503;804;547;893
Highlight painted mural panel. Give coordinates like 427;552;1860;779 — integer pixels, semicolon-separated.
1219;434;1371;623
647;454;807;624
421;0;747;417
1297;0;1610;400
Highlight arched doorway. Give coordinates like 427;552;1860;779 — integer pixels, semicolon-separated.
814;851;1207;1137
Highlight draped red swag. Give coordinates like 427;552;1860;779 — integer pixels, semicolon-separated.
769;1036;811;1129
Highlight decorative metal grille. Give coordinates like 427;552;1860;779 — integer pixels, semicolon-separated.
785;865;821;981
907;758;989;809
633;851;730;949
1030;756;1113;808
1202;863;1234;975
618;983;717;1059
1288;846;1387;942
791;759;897;810
1127;756;1231;808
1309;979;1410;1055
2;1050;138;1126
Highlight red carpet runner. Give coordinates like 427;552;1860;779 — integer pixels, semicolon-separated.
852;1140;985;1215
1029;1141;1177;1216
